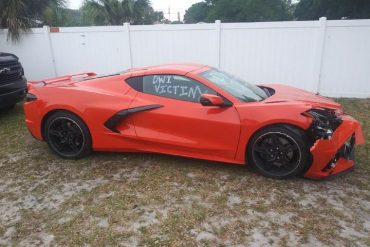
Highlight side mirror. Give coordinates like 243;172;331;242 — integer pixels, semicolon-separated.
200;94;226;107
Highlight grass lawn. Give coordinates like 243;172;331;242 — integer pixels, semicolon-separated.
0;99;369;246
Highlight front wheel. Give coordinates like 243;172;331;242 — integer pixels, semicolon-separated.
44;111;92;159
247;125;310;179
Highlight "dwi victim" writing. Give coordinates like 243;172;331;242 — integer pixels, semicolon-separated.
151;75;203;100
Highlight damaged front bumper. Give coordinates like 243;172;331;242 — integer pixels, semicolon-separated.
304;114;365;179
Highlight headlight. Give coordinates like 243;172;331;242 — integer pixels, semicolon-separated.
302;108;342;140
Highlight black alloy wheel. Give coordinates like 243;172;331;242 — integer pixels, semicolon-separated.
248;126;310;179
44;111;91;159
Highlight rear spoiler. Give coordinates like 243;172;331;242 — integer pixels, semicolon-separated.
28;72;97;90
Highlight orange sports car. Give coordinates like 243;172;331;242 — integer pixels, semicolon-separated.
24;64;364;179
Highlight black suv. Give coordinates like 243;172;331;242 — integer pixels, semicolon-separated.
0;52;27;109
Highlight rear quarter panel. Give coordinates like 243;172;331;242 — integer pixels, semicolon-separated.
25;75;137;149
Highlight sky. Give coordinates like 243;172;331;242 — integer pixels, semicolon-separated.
67;0;201;21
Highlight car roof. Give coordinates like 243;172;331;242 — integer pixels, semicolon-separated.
128;63;209;76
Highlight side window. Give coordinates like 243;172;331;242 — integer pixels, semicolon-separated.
142;75;216;103
126;76;143;92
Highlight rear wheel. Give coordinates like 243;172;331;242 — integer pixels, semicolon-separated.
247;125;310;179
44;111;92;159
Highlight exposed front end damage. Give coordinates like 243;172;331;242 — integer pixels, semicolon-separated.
303;109;365;179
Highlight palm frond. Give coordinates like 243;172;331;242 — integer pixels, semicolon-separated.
0;0;66;42
80;0;156;25
0;0;30;42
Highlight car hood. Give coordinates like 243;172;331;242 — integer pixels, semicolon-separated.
262;84;341;109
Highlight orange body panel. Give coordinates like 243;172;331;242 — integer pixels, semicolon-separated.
24;64;365;179
304;115;365;179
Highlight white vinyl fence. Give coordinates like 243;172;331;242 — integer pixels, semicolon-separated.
1;18;370;98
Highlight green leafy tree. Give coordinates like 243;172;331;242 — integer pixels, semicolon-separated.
294;0;370;20
81;0;164;25
184;2;211;23
184;0;293;23
0;0;65;41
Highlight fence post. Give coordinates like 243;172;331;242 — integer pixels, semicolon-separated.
43;26;58;76
123;23;133;68
313;17;327;94
215;20;221;68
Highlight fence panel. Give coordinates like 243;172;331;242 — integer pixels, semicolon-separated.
0;28;55;80
50;26;131;76
130;24;218;68
319;20;370;98
220;22;319;91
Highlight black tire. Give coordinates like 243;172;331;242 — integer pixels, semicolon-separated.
247;125;310;179
44;111;92;159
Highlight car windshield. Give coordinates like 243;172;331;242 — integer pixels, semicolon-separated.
199;68;268;102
